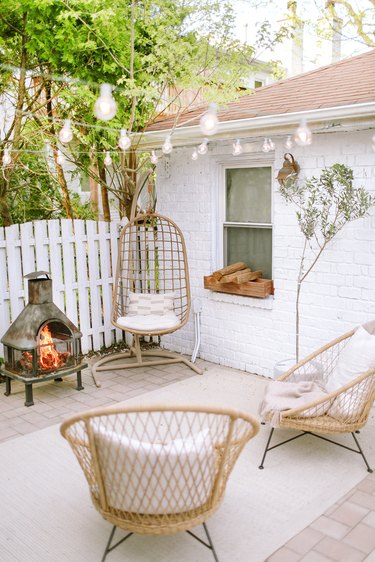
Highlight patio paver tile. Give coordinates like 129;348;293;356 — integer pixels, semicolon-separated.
284;528;324;555
266;546;303;561
314;536;367;562
343;523;375;554
310;515;351;540
329;501;369;526
300;551;334;562
349;491;375;511
362;511;375;528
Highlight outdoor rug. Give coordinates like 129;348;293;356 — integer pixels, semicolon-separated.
0;365;374;562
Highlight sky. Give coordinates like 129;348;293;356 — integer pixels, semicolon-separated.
232;0;373;75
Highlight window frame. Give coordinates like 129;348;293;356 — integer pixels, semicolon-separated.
216;158;274;278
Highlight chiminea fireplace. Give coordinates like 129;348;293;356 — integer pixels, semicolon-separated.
1;271;87;406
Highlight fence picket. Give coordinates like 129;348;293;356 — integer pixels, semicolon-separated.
0;219;122;356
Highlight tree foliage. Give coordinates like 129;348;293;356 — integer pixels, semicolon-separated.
279;164;374;359
0;0;290;225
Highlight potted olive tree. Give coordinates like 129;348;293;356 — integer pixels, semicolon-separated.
278;163;374;365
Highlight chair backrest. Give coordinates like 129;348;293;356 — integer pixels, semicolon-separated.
60;404;259;534
112;212;190;331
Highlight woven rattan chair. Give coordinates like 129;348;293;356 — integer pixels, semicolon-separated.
259;326;375;472
91;211;202;387
60;404;259;562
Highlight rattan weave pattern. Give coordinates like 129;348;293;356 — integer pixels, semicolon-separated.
60;404;259;536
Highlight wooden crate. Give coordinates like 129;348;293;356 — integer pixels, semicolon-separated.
204;275;274;298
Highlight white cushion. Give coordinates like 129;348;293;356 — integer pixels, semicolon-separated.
326;326;375;422
94;427;216;514
117;312;180;332
128;291;175;316
326;326;375;392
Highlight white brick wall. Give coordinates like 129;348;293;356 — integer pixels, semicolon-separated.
156;129;375;377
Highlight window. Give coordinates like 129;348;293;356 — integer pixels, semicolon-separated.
223;166;272;279
254;80;264;88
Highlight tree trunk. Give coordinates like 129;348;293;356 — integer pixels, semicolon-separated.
0;13;29;226
123;149;137;220
89;164;99;219
98;158;111;222
44;81;74;219
295;280;302;362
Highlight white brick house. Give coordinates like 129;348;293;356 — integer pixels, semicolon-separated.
142;50;375;377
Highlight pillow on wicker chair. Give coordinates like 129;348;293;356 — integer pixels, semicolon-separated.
94;427;216;514
127;291;175;316
326;326;375;392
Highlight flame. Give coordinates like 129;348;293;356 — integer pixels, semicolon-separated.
39;325;69;371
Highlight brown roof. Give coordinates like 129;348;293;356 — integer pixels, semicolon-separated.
146;49;375;132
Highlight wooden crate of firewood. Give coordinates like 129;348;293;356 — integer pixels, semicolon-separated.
204;262;274;298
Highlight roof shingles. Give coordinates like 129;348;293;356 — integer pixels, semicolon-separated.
146;49;375;132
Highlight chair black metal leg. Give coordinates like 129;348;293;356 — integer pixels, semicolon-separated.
352;432;373;473
259;428;274;469
4;376;11;396
101;525;133;562
187;523;219;562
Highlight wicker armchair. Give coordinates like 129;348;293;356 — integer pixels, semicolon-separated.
259;327;375;472
61;404;259;561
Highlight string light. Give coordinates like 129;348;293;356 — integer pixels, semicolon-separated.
232;139;243;156
294;118;312;146
94;83;117;121
118;129;131;151
162;134;173;155
150;150;159;164
191;147;198;160
104;152;112;166
268;138;275;150
262;138;271;152
285;135;293;149
56;150;65;165
59;119;73;144
199;103;219;136
372;134;375;152
197;138;208;155
2;148;11;166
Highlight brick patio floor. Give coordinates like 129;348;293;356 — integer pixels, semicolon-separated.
0;356;374;561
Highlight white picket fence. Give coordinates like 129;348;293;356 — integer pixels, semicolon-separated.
0;219;124;355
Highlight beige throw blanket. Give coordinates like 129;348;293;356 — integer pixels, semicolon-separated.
259;380;329;428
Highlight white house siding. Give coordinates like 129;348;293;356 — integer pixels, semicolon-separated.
155;129;375;377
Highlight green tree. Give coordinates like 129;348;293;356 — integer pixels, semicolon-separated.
279;164;374;361
0;0;290;225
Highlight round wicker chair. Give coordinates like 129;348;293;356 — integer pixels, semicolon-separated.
91;211;202;386
60;404;260;561
259;326;375;472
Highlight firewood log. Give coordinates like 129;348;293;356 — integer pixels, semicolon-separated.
212;261;248;281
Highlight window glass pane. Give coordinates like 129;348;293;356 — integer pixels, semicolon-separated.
226;167;271;223
225;227;272;279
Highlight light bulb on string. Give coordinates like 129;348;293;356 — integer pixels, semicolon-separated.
232;139;243;156
104;151;112;166
268;138;275;150
59;119;73;144
118;129;131;151
285;135;293;149
150;150;158;164
56;149;65;165
372;133;375;152
2;148;11;166
162;134;173;155
94;83;117;121
294;118;312;146
191;147;198;161
197;138;208;155
262;138;271;153
199;103;219;136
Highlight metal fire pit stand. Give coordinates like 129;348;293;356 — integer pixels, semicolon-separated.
1;362;87;407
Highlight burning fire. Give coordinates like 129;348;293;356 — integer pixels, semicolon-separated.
39;325;70;371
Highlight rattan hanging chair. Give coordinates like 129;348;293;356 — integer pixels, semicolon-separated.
91;209;202;386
